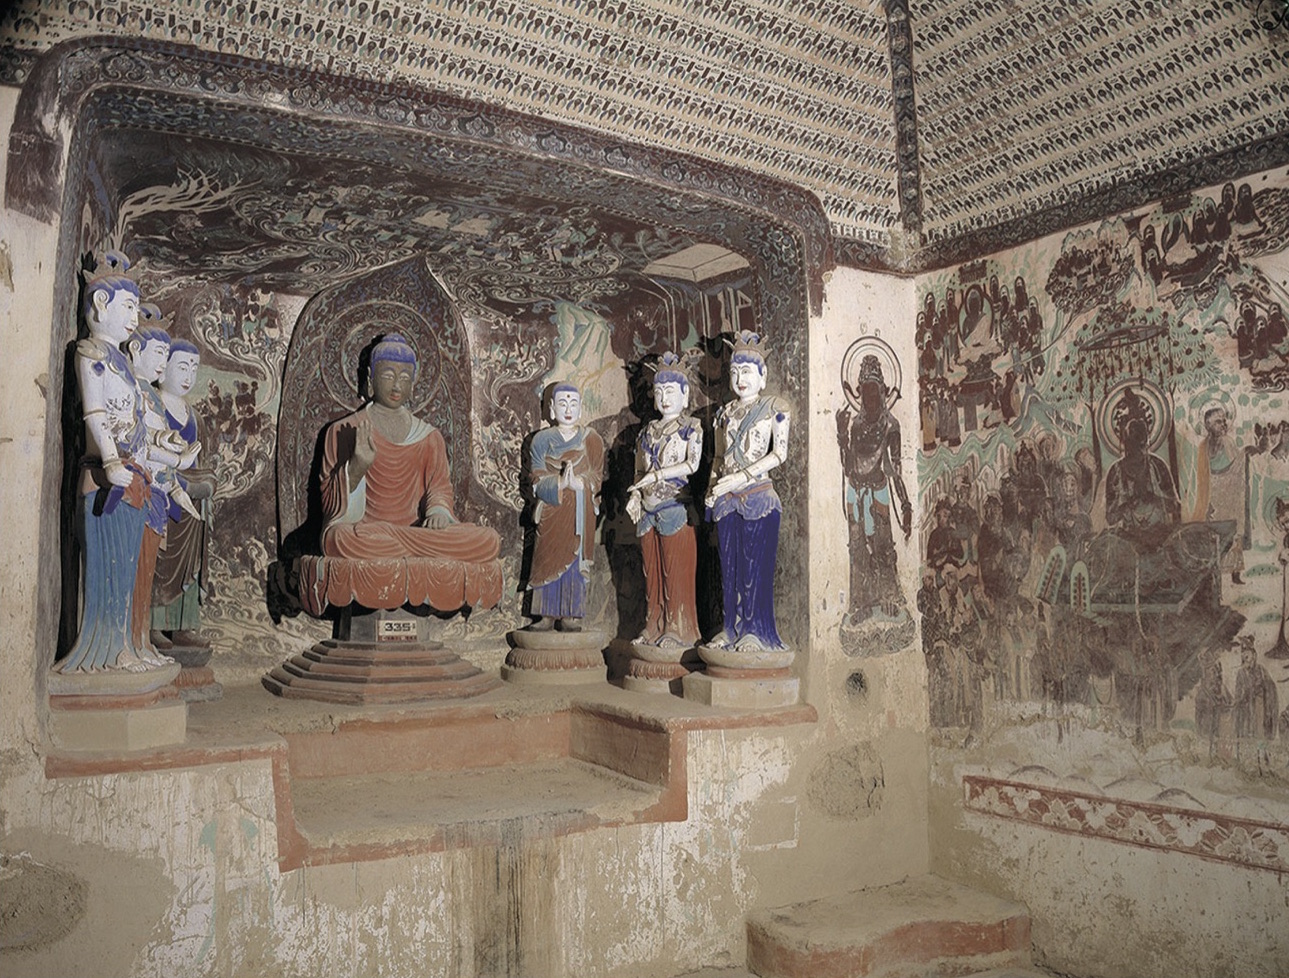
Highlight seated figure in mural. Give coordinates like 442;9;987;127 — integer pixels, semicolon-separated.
836;353;913;623
319;333;501;564
58;255;155;673
151;337;216;650
1103;387;1180;551
705;330;789;652
625;353;702;648
526;382;605;631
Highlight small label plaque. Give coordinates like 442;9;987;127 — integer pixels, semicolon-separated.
376;618;418;644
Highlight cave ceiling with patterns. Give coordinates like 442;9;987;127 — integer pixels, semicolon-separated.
2;0;1288;270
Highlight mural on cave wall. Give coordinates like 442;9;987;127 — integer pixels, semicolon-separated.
836;336;917;656
917;166;1289;754
59;125;808;677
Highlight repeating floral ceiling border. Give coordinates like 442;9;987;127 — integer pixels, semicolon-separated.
4;37;834;311
5;0;1288;272
909;0;1289;246
0;0;898;241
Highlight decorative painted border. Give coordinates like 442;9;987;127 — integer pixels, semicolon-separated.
963;775;1289;873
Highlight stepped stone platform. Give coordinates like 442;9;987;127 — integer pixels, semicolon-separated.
262;638;501;703
747;875;1031;978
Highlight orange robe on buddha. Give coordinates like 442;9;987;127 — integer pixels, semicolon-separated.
298;407;502;615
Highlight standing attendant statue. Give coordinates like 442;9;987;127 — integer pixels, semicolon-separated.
151;337;216;651
126;316;199;665
704;330;790;652
626;352;702;650
57;255;157;673
526;383;605;631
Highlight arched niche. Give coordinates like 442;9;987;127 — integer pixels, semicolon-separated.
14;38;829;680
276;257;473;560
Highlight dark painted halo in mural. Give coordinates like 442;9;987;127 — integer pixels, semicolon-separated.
840;335;902;411
1096;377;1172;456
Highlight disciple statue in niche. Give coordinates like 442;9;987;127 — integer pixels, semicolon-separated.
704;330;789;652
526;383;605;631
57;255;158;673
318;332;501;564
125;315;200;665
625;353;702;648
151;337;216;650
836;353;913;623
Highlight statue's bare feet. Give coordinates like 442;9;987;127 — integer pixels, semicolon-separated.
115;648;151;673
734;633;768;653
555;618;582;632
704;631;732;649
525;617;555;632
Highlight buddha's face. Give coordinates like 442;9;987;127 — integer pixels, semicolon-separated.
654;381;687;421
132;338;170;383
730;359;765;402
92;286;140;345
371;358;415;409
161;351;200;397
551;388;582;426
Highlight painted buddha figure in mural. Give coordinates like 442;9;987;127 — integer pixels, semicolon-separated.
318;333;501;565
526;382;605;631
1103;387;1180;551
704;330;789;652
625;352;702;648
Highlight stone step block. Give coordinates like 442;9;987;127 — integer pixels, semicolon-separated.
747;875;1031;978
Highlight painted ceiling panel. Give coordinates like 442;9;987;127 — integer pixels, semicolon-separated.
2;0;1287;262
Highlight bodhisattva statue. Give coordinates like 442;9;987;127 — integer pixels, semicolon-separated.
526;383;605;631
625;353;702;648
57;256;156;673
126;315;200;664
704;330;790;652
318;332;501;565
150;337;216;651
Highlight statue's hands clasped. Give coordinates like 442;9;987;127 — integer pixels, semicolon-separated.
705;469;750;508
559;461;584;493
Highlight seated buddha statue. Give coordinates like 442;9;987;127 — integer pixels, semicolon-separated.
298;332;502;615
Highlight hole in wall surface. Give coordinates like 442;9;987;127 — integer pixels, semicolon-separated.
845;670;867;699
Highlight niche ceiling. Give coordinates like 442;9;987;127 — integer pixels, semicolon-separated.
4;0;1287;268
76;84;820;329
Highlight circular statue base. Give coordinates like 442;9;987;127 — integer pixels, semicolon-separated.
47;663;187;752
684;642;799;708
263;639;500;704
502;628;608;686
623;640;699;695
168;644;223;702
